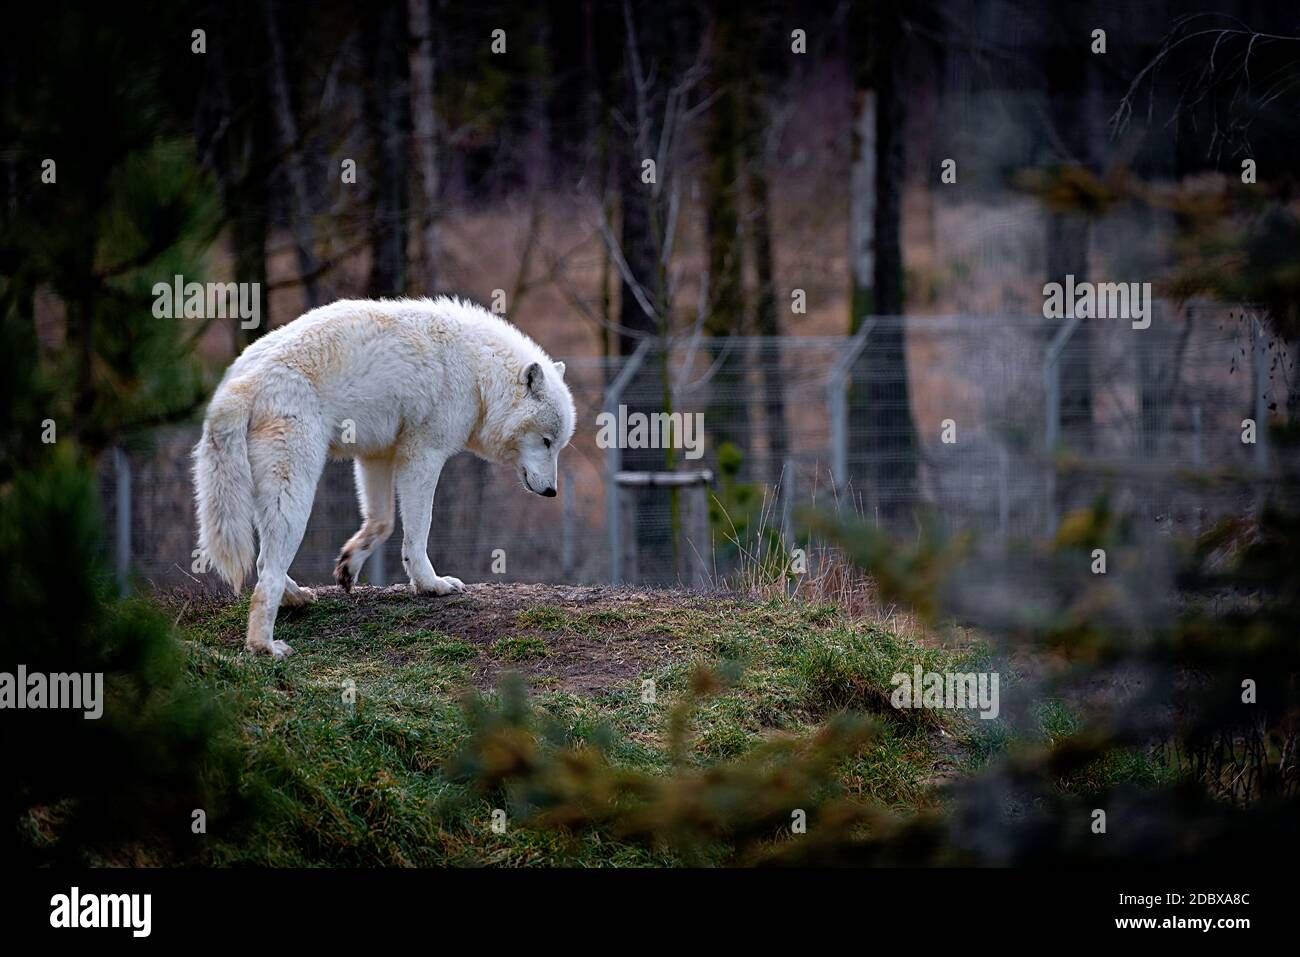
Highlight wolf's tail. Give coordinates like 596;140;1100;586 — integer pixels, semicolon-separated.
193;388;255;593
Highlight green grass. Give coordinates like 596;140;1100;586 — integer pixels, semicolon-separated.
164;587;1001;866
1035;698;1174;792
491;636;549;661
516;605;570;631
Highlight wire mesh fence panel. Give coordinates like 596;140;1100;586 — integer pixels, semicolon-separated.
1048;303;1282;538
605;336;848;584
1055;302;1261;466
90;427;205;591
844;315;1053;540
96;309;1289;590
615;481;713;587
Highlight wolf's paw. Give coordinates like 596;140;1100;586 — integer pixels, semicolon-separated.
333;550;355;593
247;638;295;659
411;575;465;597
281;585;316;608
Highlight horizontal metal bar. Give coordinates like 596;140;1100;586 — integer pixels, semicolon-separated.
615;469;714;487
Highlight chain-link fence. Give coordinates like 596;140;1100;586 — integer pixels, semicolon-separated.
98;303;1289;590
858;307;1283;541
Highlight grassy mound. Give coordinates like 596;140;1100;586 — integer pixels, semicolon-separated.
162;584;992;866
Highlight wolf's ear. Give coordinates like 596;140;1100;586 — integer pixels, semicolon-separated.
524;361;544;396
553;361;566;379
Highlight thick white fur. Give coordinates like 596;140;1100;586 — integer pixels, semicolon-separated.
193;296;576;658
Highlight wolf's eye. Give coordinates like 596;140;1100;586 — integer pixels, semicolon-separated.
543;437;552;449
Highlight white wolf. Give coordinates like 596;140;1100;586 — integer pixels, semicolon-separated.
193;296;576;658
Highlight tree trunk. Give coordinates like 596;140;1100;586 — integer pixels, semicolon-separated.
849;88;876;329
866;2;918;523
582;0;614;364
873;9;905;319
407;0;439;293
366;0;409;299
738;12;786;487
617;0;672;580
232;195;269;347
262;0;321;309
703;2;749;458
527;10;552;195
845;82;876;495
616;167;657;353
1044;18;1104;453
197;1;270;347
748;156;787;487
704;12;743;340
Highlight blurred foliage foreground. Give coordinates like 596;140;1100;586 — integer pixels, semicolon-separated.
451;480;1300;865
444;447;1300;866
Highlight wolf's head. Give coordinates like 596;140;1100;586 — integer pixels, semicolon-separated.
503;359;576;497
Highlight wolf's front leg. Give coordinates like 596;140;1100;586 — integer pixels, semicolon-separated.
395;447;465;596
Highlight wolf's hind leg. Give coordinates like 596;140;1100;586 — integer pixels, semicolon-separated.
334;455;395;592
245;417;325;658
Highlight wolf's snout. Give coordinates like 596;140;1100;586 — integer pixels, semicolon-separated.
541;486;556;497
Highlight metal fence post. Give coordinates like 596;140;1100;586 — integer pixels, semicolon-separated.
113;446;131;594
1042;316;1079;537
998;444;1010;544
603;339;652;583
562;458;575;578
1191;402;1203;468
827;319;875;492
614;469;714;586
1252;315;1270;476
693;480;711;589
780;455;795;549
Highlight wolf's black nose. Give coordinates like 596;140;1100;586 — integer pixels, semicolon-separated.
542;487;557;497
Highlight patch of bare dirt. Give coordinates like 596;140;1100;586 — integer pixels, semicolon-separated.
161;582;744;696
